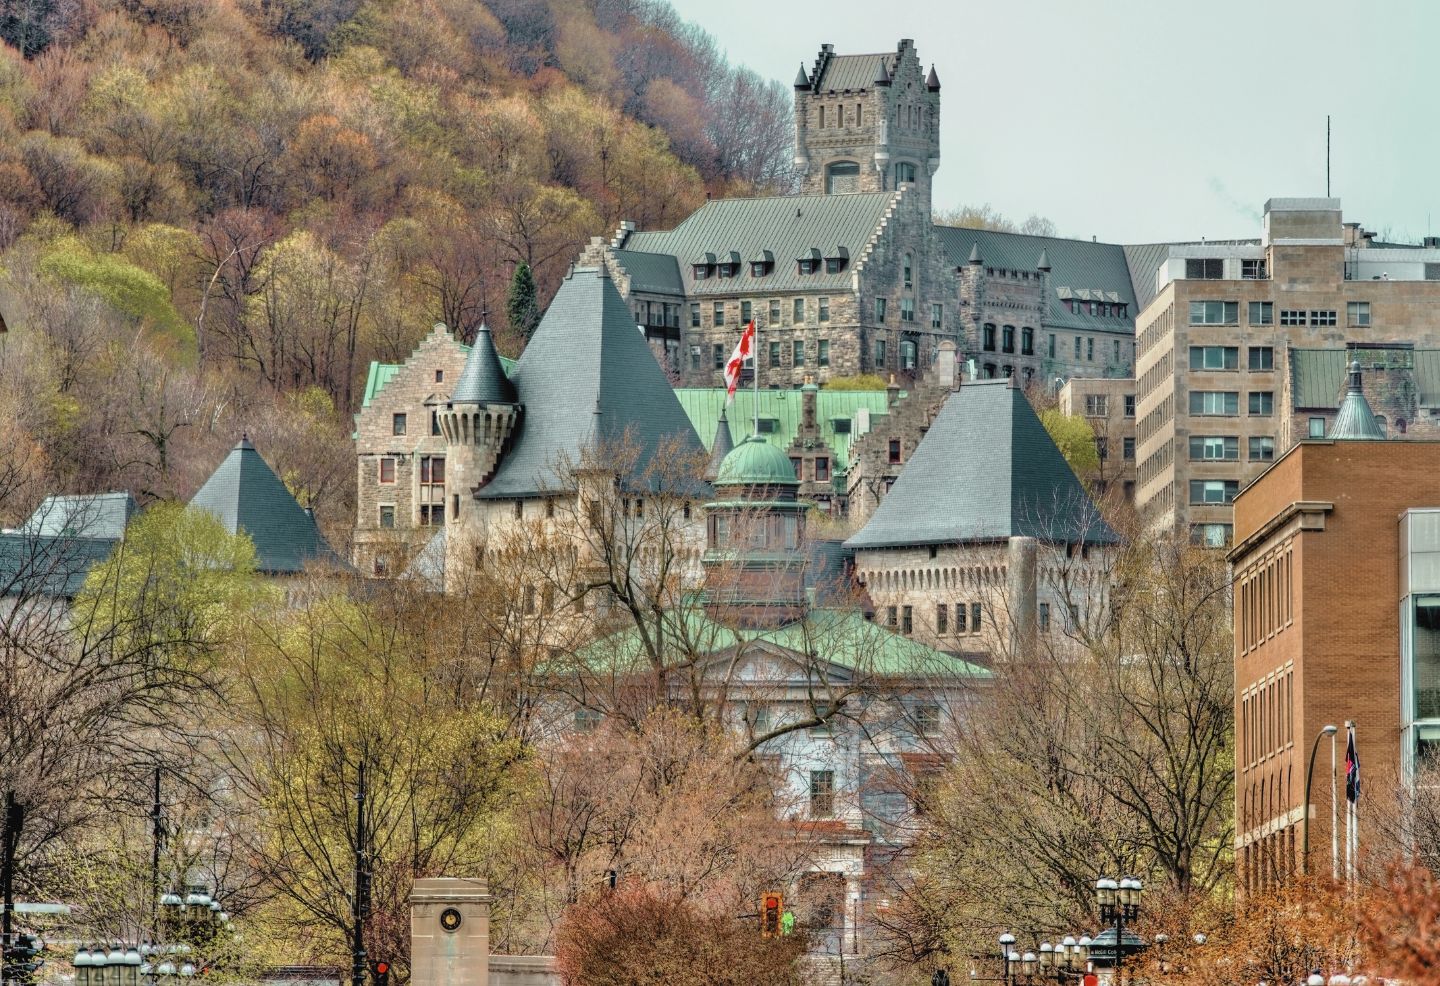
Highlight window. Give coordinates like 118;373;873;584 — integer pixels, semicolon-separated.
741;300;752;324
1189;436;1239;460
900;298;915;322
888;439;902;464
713;302;725;326
713;344;725;370
1189;391;1239;415
971;602;982;633
378;457;396;483
690;302;700;327
794;298;806;323
809;770;835;817
832;418;852;434
768;299;780;324
1248;391;1274;415
1242;259;1268;279
1124;394;1136;417
793;340;806;367
1022;327;1034;355
1249;436;1276;461
1190;523;1233;547
1189;346;1239;370
430;410;440;436
826;160;860;194
1189;301;1238;325
574;708;602;733
819;297;830;322
901;605;913;635
936;604;948;635
955;603;968;633
392;413;407;435
693;262;711;280
1310;309;1337;326
1190;479;1239;504
875;297;887;322
915;704;940;737
896;161;918;184
1073;336;1082;359
1280;309;1306;326
690;347;701;371
886;606;898;628
434;369;444;383
874;339;887;368
768;340;781;367
1309;416;1326;438
1185;258;1224;279
513;500;524;520
1002;325;1015;353
903;253;914;287
1348;301;1371;327
757;418;778;434
1038;603;1050;631
901;339;918;371
1087;337;1094;361
378;505;395;528
931;303;943;329
419;456;445;527
1048;334;1056;359
825;256;846;274
818;339;830;366
1248;347;1274;371
1249;301;1274;325
1123;437;1135;460
983;324;996;351
1084;394;1109;416
815;457;830;481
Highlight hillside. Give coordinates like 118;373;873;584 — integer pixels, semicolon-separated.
0;0;794;544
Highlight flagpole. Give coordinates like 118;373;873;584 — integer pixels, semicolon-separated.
752;319;760;438
1345;720;1355;883
1330;729;1338;881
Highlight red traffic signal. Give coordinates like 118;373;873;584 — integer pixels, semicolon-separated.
761;892;783;939
370;960;390;986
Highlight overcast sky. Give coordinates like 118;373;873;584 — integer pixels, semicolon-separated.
665;0;1439;244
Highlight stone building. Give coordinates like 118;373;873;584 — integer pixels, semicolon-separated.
1133;197;1440;544
1058;376;1137;501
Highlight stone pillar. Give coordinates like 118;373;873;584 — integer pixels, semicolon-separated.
1006;536;1037;656
410;878;492;986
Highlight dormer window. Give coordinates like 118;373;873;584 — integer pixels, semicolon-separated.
797;247;822;275
692;251;716;280
750;249;774;277
824;246;849;274
717;250;741;278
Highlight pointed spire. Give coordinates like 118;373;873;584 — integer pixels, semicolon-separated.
1330;360;1385;440
451;322;517;405
874;58;891;86
968;243;982;265
794;63;810;89
1037;249;1051;272
705;407;736;481
926;64;941;91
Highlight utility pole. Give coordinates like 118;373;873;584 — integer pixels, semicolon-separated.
151;767;164;937
2;792;22;955
352;762;368;986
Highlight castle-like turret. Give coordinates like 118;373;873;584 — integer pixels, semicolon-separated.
438;323;520;523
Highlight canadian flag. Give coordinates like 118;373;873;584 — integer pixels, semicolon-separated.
723;319;756;400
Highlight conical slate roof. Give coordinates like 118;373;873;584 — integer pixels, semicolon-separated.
477;267;706;498
968;243;982;264
925;64;941;90
874;58;891;86
844;382;1117;549
1331;361;1385;440
190;438;335;574
451;322;516;405
794;64;810;89
705;407;735;481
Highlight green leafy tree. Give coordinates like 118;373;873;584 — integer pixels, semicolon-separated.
1039;407;1100;478
506;259;540;341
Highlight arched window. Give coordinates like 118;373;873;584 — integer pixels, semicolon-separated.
903;253;913;288
895;161;917;185
826;161;860;195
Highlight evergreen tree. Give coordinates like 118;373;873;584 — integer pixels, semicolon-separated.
506;261;541;341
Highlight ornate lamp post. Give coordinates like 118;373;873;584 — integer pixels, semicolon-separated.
998;933;1017;985
1095;875;1143;978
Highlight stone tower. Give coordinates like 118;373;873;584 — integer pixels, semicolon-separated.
793;39;940;212
437;323;519;529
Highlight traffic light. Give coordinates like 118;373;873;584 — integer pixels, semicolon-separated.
760;892;782;939
4;933;44;986
932;971;951;986
369;959;390;986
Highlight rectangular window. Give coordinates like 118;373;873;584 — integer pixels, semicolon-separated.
809;770;835;817
1348;301;1371;327
955;602;967;633
888;439;902;464
1249;436;1276;461
1249;301;1274;325
901;605;913;635
875;297;887;323
900;298;915;322
379;505;395;528
1310;309;1337;326
936;604;948;635
379;457;396;483
1280;309;1306;326
769;340;781;367
971;602;982;633
874;339;887;368
818;339;830;366
713;344;725;369
392;413;407;436
430;410;441;436
1190;523;1233;548
1087;337;1094;361
1038;602;1050;631
819;297;830;322
1048;334;1056;359
1189;345;1239;370
794;298;806;323
1190;479;1240;504
931;303;943;329
1189;391;1239;415
915;704;940;737
1249;391;1274;416
419;456;445;526
1248;346;1274;371
713;302;725;326
1185;257;1224;279
1022;327;1035;355
1084;394;1109;416
815;457;830;481
1189;436;1239;460
741;300;752;324
574;708;602;733
1073;336;1082;359
793;340;806;367
690;302;700;327
1309;416;1326;438
690;347;701;371
983;324;996;350
1242;259;1268;279
1002;326;1015;353
1188;301;1239;325
1123;437;1135;460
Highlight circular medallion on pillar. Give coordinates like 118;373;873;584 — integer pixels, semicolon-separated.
439;907;463;932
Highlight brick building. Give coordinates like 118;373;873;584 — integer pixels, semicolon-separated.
1229;373;1439;891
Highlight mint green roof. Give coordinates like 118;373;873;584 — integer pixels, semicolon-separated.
575;605;990;680
675;389;896;475
717;436;798;486
362;349;518;409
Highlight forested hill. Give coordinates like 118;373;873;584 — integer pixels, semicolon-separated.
0;0;794;542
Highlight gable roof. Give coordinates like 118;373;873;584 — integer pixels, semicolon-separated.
845;381;1116;549
478;267;706;499
611;249;685;295
935;226;1139;338
814;52;893;92
623;192;899;295
0;533;120;598
21;492;137;539
362;349;516;409
189;438;336;574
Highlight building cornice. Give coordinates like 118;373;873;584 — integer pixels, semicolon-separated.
1228;499;1334;563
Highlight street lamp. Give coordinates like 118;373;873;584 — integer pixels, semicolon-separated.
1307;972;1325;986
1303;725;1340;874
1095;875;1143;977
999;933;1017;984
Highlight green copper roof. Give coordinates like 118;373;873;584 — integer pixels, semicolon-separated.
1330;361;1385;440
846;381;1116;549
717;436;798;487
676;388;895;475
451;323;517;405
